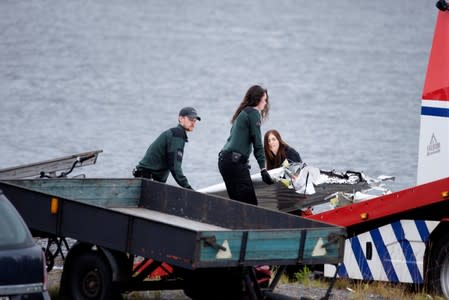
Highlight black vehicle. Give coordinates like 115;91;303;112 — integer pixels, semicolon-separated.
0;191;50;300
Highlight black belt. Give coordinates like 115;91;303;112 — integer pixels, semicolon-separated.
133;167;153;179
219;150;248;163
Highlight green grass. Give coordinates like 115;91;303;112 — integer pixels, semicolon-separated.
287;268;446;300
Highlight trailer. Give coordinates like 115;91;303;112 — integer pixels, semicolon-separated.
0;178;345;300
0;150;102;180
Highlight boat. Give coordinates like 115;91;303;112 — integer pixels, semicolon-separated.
199;161;393;215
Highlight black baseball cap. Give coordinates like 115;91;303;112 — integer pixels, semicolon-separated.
179;107;201;121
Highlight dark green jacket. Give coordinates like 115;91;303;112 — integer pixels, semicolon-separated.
222;107;265;169
138;125;191;188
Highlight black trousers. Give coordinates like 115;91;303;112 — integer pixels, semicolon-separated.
218;151;258;206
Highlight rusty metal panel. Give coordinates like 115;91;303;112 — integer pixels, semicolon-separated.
2;178;141;207
140;179;337;230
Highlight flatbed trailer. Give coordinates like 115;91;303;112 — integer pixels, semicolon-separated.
0;178;346;300
307;176;449;236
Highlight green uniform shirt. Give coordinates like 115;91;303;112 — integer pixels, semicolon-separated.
222;107;265;169
138;124;191;188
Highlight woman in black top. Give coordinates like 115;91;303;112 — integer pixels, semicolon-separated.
264;129;302;170
218;85;274;205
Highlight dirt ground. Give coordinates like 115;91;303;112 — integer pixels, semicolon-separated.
47;269;398;300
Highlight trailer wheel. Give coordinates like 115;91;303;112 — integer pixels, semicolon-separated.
68;251;123;300
427;234;449;298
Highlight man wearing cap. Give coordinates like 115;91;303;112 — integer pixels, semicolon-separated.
133;107;201;189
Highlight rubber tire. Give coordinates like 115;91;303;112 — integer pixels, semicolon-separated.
68;251;123;300
427;234;449;298
183;268;244;300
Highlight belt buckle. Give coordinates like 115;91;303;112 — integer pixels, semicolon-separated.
231;152;242;163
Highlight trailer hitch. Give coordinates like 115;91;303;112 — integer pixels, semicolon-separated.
200;236;226;251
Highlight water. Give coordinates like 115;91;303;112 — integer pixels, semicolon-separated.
0;0;436;191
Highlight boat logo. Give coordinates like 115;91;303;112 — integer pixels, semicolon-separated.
427;133;440;156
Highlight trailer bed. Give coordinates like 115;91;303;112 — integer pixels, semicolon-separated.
0;178;345;270
110;207;230;231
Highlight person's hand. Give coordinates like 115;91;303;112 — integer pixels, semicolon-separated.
261;169;274;185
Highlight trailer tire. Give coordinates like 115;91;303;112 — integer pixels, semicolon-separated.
427;234;449;298
68;251;123;300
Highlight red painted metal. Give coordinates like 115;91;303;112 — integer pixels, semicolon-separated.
422;11;449;101
133;259;173;279
307;177;449;228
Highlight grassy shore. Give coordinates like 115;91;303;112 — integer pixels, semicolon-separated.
284;266;445;300
47;267;446;300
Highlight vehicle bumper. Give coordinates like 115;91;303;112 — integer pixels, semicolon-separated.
0;283;50;300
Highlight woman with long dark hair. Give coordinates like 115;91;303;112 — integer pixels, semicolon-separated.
218;85;274;205
264;129;302;170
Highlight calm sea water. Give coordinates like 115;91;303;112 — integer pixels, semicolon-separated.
0;0;436;191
